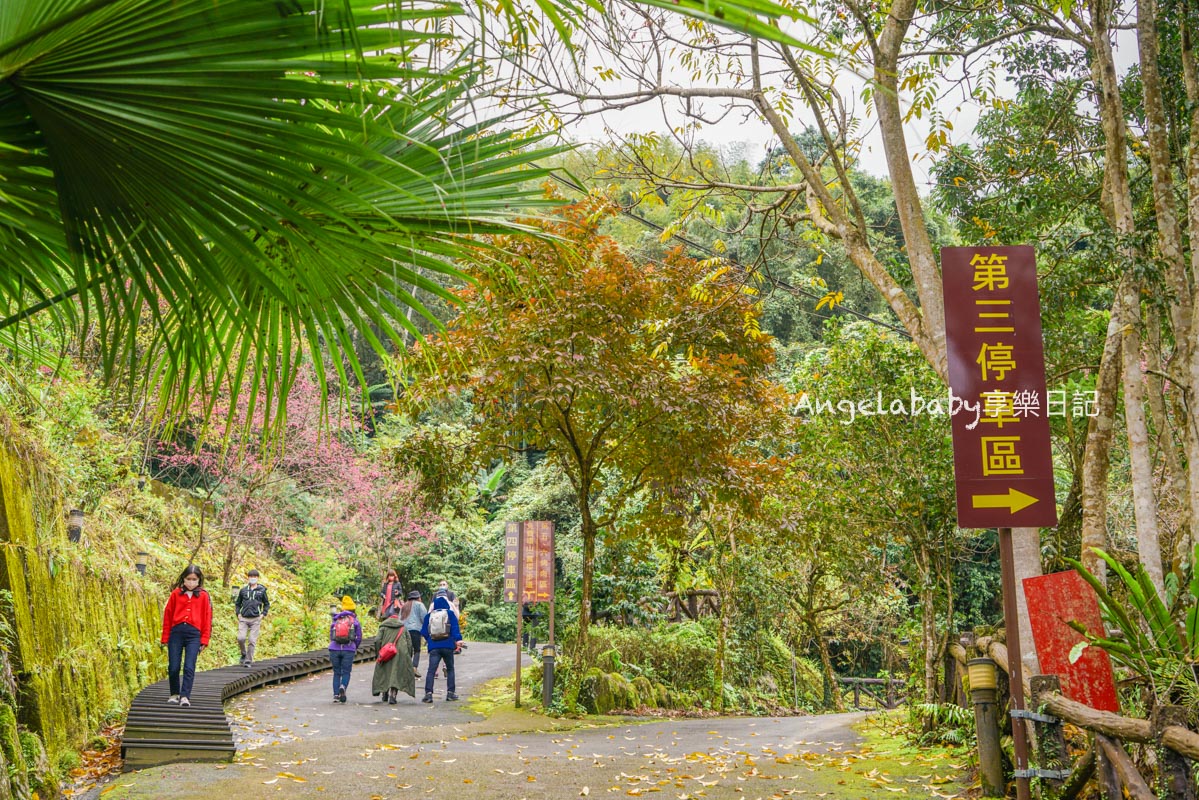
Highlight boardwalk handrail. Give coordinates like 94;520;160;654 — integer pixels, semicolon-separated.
836;676;906;710
121;643;377;770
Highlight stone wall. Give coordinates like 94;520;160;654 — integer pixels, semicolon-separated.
0;423;161;798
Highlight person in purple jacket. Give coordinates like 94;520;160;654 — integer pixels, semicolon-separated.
328;595;362;703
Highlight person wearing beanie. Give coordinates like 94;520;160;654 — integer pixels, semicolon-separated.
401;590;428;677
328;595;362;703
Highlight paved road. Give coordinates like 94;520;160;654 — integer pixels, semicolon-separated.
228;641;516;747
97;642;927;800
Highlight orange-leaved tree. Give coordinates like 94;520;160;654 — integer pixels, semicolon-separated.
404;198;788;642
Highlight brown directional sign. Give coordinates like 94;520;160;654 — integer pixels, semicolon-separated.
502;521;554;603
522;521;555;602
941;246;1058;528
503;521;520;602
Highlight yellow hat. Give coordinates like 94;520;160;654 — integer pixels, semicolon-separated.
340;595;356;611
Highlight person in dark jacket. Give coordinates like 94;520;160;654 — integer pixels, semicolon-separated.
378;569;403;620
160;564;213;707
328;595;362;703
420;590;462;703
235;568;270;666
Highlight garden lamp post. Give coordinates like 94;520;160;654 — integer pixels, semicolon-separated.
542;643;556;709
67;508;84;543
135;550;149;575
968;657;1004;797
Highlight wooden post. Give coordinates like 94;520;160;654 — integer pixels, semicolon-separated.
998;527;1032;800
1095;733;1154;800
969;671;1004;798
1093;734;1122;800
514;522;524;709
1152;706;1197;800
1030;675;1069;799
1058;747;1094;800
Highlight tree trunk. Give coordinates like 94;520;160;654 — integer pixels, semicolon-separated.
815;631;844;712
1011;526;1043;677
578;497;596;645
714;521;737;712
1180;13;1199;558
920;582;938;704
1081;290;1125;581
1091;1;1167;596
221;534;237;588
870;0;947;379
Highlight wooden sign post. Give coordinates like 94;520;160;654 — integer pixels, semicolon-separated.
503;520;555;709
942;246;1058;800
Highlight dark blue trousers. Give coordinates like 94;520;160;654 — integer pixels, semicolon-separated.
424;649;455;696
329;649;354;696
167;623;202;698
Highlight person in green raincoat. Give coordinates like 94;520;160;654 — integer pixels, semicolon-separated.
372;605;415;704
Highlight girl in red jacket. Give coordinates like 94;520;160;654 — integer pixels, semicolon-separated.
160;565;213;707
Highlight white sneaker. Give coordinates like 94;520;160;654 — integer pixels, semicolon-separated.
168;695;180;704
180;697;191;707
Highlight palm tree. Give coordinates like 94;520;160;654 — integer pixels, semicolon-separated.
0;0;804;422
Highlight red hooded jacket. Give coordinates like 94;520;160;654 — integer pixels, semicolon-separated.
161;587;213;645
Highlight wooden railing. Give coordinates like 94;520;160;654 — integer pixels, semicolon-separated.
950;632;1199;799
837;676;906;710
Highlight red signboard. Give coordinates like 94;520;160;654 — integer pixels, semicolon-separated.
941;246;1058;527
521;521;554;602
502;521;555;603
1023;570;1119;712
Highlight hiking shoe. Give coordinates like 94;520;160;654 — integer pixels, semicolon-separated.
167;695;180;704
446;693;459;701
180;697;191;708
338;689;346;703
422;693;433;704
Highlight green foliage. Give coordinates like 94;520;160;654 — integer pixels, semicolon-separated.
912;703;976;747
1066;547;1199;704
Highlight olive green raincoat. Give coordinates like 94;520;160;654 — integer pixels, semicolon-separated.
371;616;416;699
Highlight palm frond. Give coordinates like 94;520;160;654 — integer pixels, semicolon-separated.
0;0;563;425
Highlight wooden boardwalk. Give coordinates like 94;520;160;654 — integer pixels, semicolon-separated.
121;644;376;770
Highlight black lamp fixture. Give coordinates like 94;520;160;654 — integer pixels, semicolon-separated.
67;508;84;543
135;550;149;576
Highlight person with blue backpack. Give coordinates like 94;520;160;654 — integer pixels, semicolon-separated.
328;595;362;703
420;588;462;703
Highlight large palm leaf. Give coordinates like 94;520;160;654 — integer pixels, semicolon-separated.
0;0;807;424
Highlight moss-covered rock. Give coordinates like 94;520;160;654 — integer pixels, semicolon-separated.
0;739;11;800
577;668;615;714
17;731;56;800
610;673;637;710
653;682;669;708
632;676;656;708
0;704;30;800
595;649;622;674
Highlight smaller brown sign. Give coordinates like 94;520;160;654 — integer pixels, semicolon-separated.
502;521;520;603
